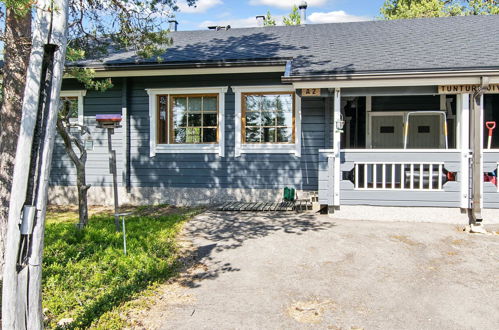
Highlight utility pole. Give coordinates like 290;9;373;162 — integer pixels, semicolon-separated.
2;0;69;328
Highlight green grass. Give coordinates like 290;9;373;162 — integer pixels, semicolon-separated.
42;205;200;329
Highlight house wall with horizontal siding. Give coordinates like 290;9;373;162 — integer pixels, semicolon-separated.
50;73;326;202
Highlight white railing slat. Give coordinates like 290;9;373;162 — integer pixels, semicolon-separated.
419;164;423;190
355;163;359;189
364;164;367;189
391;164;395;189
382;164;386;189
429;164;433;190
410;164;414;190
439;164;443;190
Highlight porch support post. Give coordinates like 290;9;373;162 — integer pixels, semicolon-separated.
332;88;341;206
457;94;471;209
470;90;486;224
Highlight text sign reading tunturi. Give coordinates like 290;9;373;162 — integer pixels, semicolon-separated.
438;84;499;94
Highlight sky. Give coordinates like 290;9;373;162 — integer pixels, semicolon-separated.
174;0;386;30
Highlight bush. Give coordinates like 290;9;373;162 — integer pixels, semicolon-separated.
42;206;199;329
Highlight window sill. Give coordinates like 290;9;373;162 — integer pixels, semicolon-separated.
154;144;221;155
239;144;299;155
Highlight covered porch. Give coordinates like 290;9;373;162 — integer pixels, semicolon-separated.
294;77;499;223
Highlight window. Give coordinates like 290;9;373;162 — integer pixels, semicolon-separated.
162;94;219;144
59;90;86;125
233;86;301;157
147;87;227;157
242;93;294;144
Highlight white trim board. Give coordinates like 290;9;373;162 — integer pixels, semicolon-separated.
232;85;301;157
146;86;228;157
293;76;499;89
77;66;286;78
60;90;86;125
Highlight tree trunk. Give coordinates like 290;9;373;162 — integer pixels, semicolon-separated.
77;164;90;228
0;8;32;279
56;118;91;228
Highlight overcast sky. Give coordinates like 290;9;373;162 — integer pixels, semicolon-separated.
174;0;385;30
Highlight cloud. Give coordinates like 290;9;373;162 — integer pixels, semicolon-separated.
178;0;223;13
249;0;328;9
308;10;370;23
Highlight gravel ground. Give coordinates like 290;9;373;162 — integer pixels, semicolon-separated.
139;211;499;330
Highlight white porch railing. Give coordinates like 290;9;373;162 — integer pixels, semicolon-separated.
353;162;445;190
318;149;463;208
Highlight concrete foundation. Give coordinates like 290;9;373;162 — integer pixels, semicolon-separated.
48;186;308;206
327;205;499;224
48;186;499;224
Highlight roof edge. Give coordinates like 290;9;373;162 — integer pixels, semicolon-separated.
282;68;499;82
70;58;291;72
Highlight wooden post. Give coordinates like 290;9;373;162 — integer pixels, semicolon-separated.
470;92;485;222
2;0;69;328
457;94;471;209
332;88;341;206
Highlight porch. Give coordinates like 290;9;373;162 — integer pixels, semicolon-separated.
297;85;499;221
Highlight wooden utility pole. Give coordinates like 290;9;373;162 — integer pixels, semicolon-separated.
2;0;69;328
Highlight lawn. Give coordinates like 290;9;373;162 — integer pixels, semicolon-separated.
41;205;201;329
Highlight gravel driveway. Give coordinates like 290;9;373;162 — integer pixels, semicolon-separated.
147;211;499;330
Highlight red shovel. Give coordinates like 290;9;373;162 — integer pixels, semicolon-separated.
486;121;496;149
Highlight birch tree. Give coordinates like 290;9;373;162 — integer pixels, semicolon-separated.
380;0;499;19
0;0;197;277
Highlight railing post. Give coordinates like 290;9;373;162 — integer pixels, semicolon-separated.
332;88;341;206
457;94;471;208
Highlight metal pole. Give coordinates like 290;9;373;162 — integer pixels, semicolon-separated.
122;216;127;256
107;128;120;231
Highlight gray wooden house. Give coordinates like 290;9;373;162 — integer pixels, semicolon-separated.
51;15;499;223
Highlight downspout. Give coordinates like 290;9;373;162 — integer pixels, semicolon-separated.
121;77;130;192
469;76;489;228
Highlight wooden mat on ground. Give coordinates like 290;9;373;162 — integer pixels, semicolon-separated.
215;200;312;212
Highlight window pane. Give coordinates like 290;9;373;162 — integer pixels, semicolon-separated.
245;112;261;126
245;95;261;111
203;128;217;143
245;127;261;143
261;112;276;126
186;128;202;143
158;95;168;144
277;127;292;142
59;97;78;118
188;113;202;127
189;97;202;112
174;128;186;143
276;94;293;112
276;111;293;126
203;113;218;126
261;95;277;111
262;127;276;142
203;97;217;112
173;97;187;112
173;112;187;127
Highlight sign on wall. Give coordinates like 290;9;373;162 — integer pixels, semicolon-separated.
438;84;499;94
301;88;321;97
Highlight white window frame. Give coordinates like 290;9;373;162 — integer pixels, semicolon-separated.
146;87;228;157
60;90;86;125
233;85;301;157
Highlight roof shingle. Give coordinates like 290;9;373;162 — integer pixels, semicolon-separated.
77;15;499;76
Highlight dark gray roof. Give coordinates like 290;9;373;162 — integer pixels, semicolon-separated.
77;15;499;77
